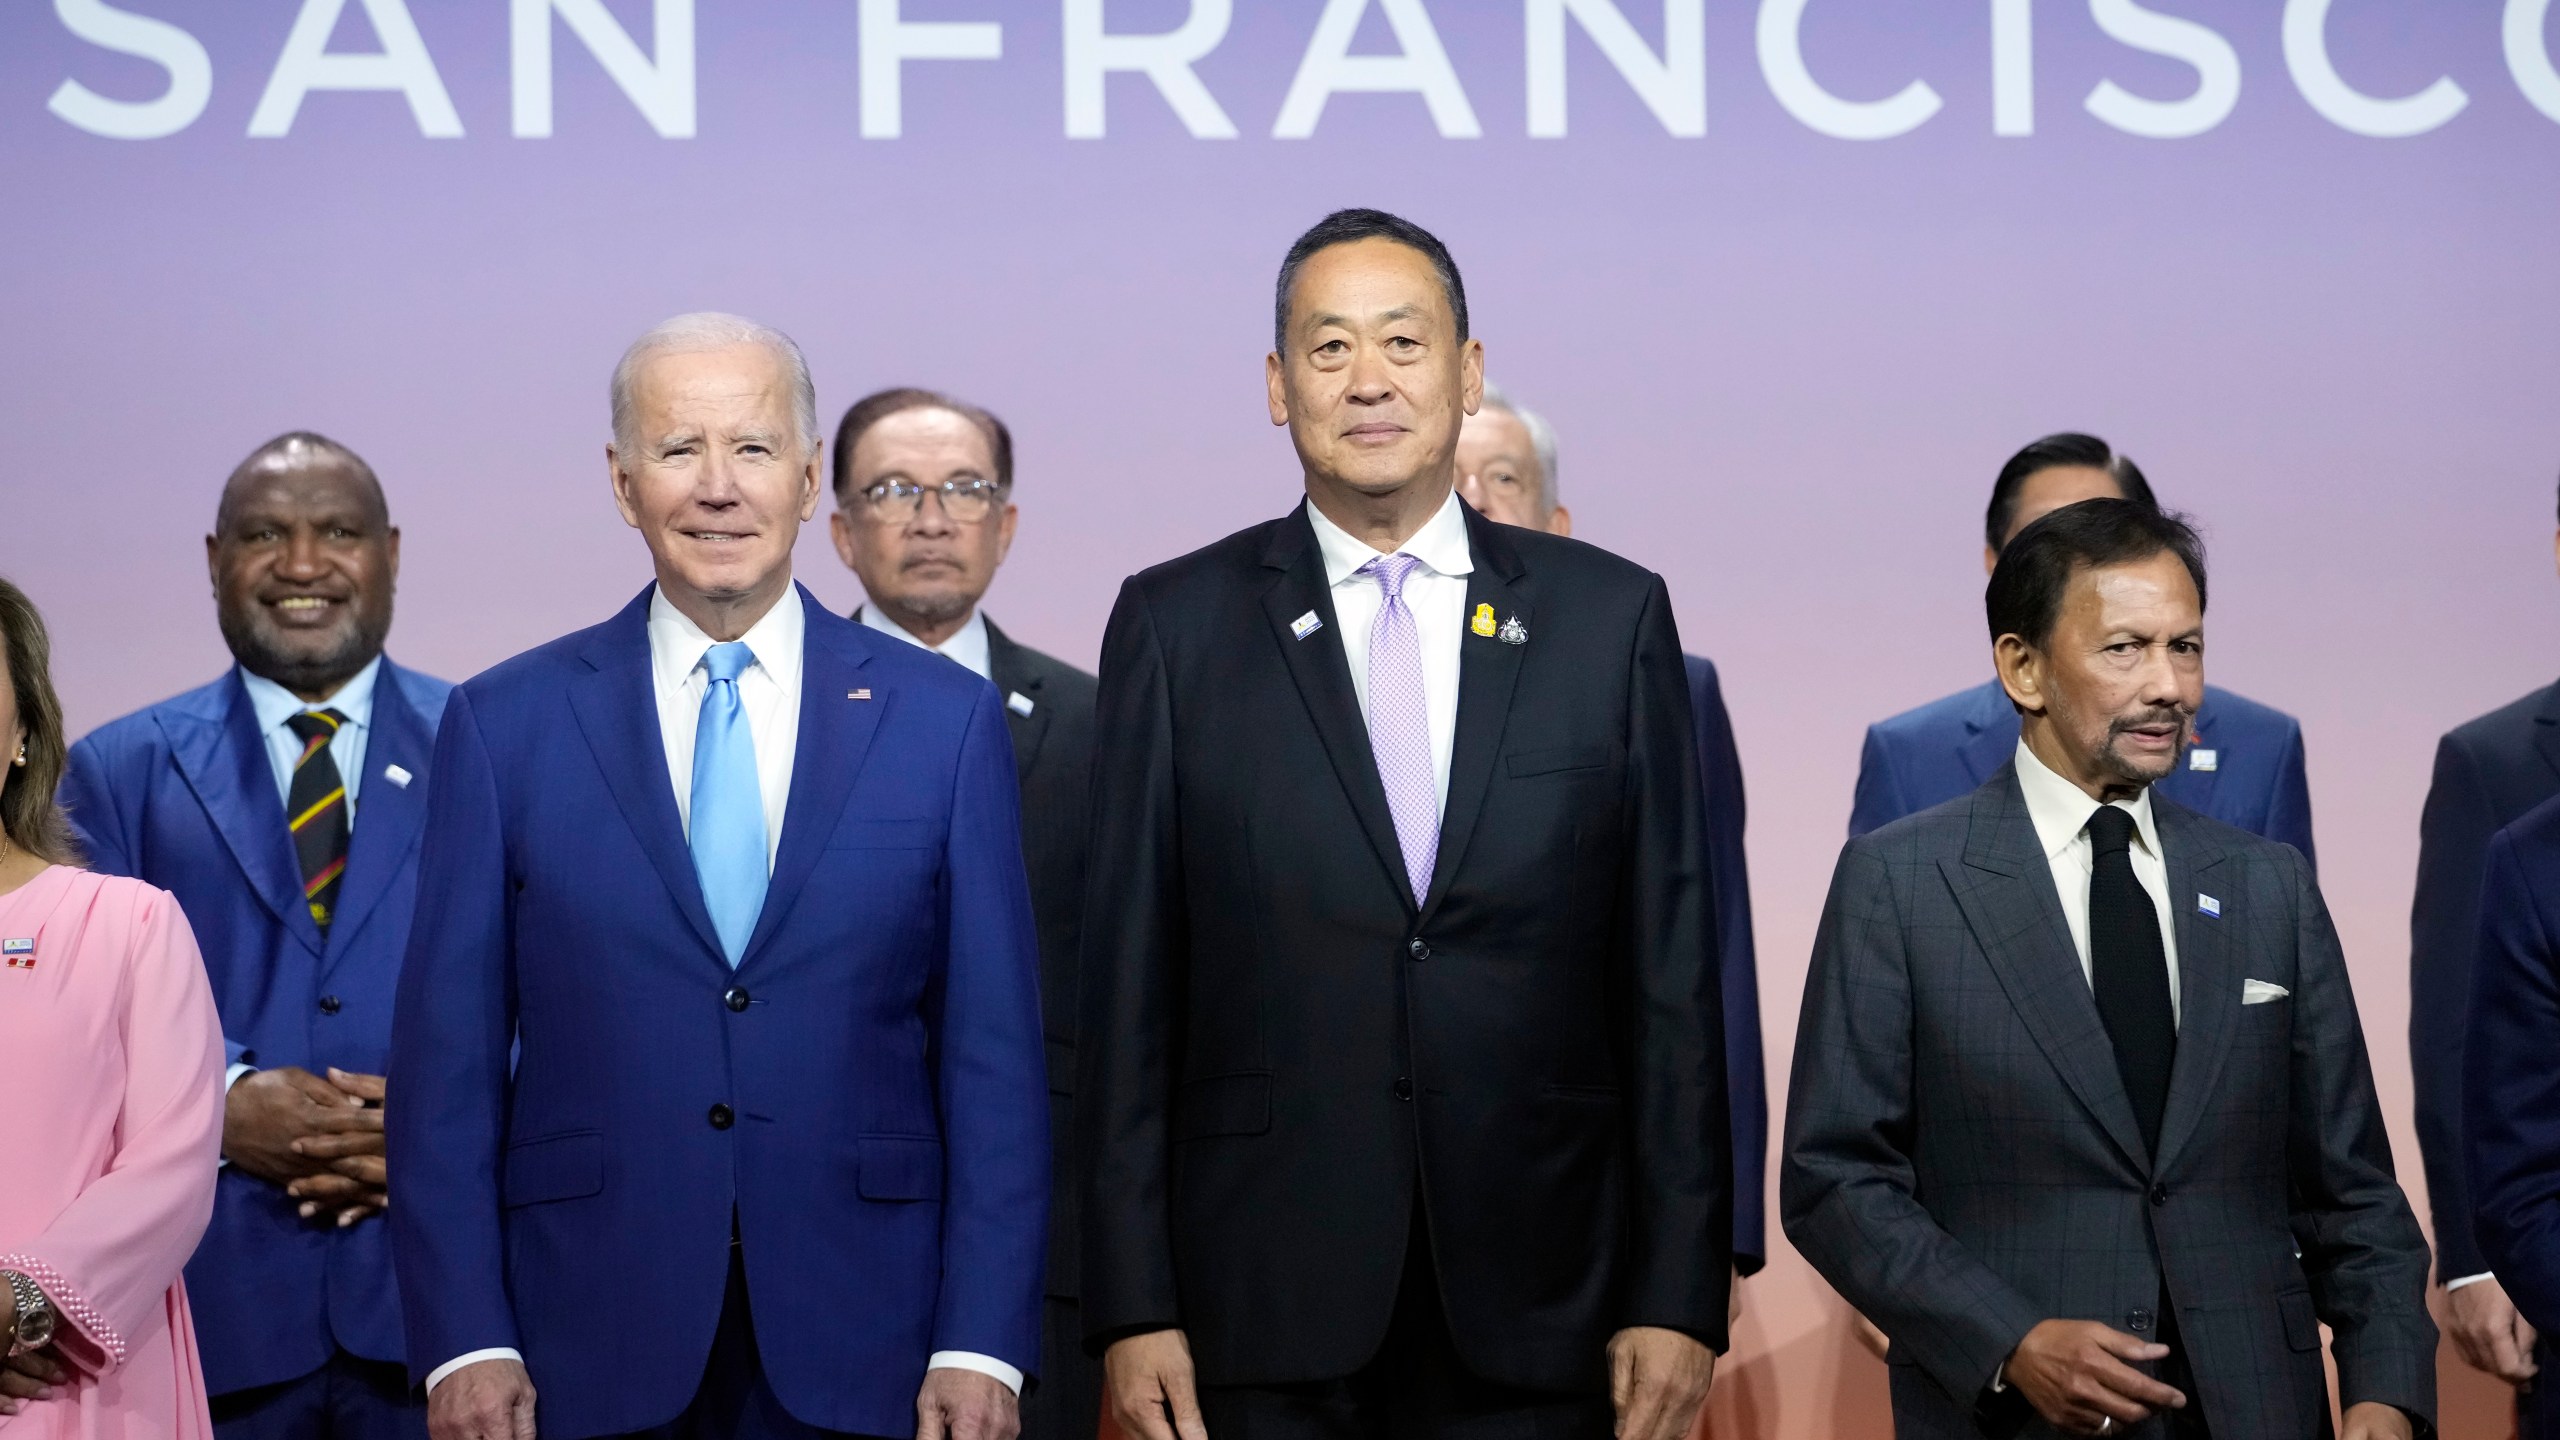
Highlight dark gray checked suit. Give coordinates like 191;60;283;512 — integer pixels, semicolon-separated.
1782;763;2435;1439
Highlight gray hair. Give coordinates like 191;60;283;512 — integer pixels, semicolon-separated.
610;312;819;457
1478;381;1561;513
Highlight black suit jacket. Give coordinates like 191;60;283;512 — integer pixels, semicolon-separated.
1077;500;1732;1391
1785;769;2435;1439
984;616;1100;1302
2410;679;2560;1280
1685;655;1768;1274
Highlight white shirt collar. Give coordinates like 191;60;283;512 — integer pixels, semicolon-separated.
648;583;806;691
2014;737;2163;863
1307;489;1476;589
240;654;383;736
859;605;992;683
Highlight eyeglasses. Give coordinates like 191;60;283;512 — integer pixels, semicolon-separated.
851;477;1008;525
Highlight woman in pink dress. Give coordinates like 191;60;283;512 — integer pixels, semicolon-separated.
0;575;224;1440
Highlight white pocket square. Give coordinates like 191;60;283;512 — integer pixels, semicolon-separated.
2242;980;2291;1005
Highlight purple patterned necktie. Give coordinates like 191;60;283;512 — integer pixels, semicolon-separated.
1359;553;1437;906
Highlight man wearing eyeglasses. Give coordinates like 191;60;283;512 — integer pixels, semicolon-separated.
828;387;1102;1440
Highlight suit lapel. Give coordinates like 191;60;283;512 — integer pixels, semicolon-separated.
740;591;884;969
166;674;324;956
1943;769;2151;1172
2153;803;2241;1172
1259;508;1415;913
1958;682;2016;787
321;663;431;970
2532;682;2560;788
984;618;1053;782
567;590;727;965
1419;508;1527;922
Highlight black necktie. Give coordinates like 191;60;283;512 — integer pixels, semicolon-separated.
2087;804;2176;1156
285;710;351;933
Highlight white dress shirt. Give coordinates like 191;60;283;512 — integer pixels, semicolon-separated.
226;658;386;1095
429;584;1021;1397
1306;490;1473;818
2013;739;2183;1026
859;605;992;683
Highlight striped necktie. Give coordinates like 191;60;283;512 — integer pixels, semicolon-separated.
285;709;351;932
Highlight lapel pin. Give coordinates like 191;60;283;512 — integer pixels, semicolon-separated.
1497;615;1528;646
1290;610;1324;640
1007;691;1036;718
2188;748;2219;772
3;937;34;971
2197;893;2222;918
1470;603;1497;637
383;764;413;789
848;689;873;701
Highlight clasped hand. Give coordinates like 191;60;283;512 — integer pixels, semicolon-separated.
0;1344;72;1418
224;1066;389;1225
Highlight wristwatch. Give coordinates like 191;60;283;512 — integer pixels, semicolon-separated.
3;1270;56;1355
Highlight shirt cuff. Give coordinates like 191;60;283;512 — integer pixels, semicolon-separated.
927;1352;1023;1396
428;1349;525;1395
216;1064;256;1171
2445;1271;2498;1292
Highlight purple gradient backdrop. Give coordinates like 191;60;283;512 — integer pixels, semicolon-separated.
7;3;2558;1433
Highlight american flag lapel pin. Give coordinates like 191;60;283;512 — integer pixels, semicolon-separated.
848;689;873;701
3;937;34;971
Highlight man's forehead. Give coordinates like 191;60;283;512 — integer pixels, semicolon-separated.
221;461;377;519
2070;555;2202;619
856;408;993;476
1291;242;1448;330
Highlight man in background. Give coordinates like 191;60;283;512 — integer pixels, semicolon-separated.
829;386;1100;1440
1851;433;2315;864
65;432;449;1440
2411;474;2560;1431
1453;383;1768;1294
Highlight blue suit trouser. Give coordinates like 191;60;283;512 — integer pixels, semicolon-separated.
210;1349;424;1440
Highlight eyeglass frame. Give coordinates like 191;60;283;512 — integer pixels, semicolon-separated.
843;474;1012;525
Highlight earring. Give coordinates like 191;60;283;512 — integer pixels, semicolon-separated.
10;746;23;767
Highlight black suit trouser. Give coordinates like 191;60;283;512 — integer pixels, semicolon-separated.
1195;1211;1611;1440
1021;1297;1101;1440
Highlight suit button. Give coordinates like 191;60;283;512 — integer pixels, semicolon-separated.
1393;1077;1414;1102
1407;938;1430;962
2127;1309;2154;1333
2150;1182;2169;1206
724;988;751;1013
318;996;342;1015
708;1104;734;1130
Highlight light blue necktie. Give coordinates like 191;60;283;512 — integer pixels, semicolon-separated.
689;641;767;967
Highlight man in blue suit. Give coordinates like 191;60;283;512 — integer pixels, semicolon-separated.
1851;432;2316;867
64;432;450;1440
2464;789;2560;1440
1453;385;1768;1292
2412;476;2560;1429
388;314;1047;1440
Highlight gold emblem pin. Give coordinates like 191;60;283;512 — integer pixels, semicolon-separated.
1470;602;1497;637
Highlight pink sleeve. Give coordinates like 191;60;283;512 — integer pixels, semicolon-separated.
0;887;223;1373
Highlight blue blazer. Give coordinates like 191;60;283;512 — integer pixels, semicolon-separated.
386;587;1048;1440
60;661;452;1396
1849;679;2316;867
1684;655;1766;1274
2464;791;2560;1337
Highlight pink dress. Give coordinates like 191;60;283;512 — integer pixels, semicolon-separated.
0;866;222;1440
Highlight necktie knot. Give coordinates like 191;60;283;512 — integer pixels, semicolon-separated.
1360;552;1424;602
2086;803;2137;858
702;641;755;686
286;709;346;744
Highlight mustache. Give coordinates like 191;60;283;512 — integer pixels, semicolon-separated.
2107;706;2195;737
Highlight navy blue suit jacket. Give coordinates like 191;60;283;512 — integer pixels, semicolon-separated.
1850;679;2316;866
386;587;1048;1440
61;661;450;1397
2411;681;2560;1282
2464;790;2560;1333
1685;655;1766;1274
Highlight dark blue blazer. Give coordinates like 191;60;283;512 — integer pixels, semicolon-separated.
60;661;451;1396
1850;679;2316;866
1685;655;1766;1275
386;587;1048;1440
2410;681;2560;1283
2463;790;2560;1336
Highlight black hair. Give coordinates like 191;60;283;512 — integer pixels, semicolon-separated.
216;431;387;534
1984;432;2158;553
1987;498;2207;649
830;387;1013;503
1273;208;1468;355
